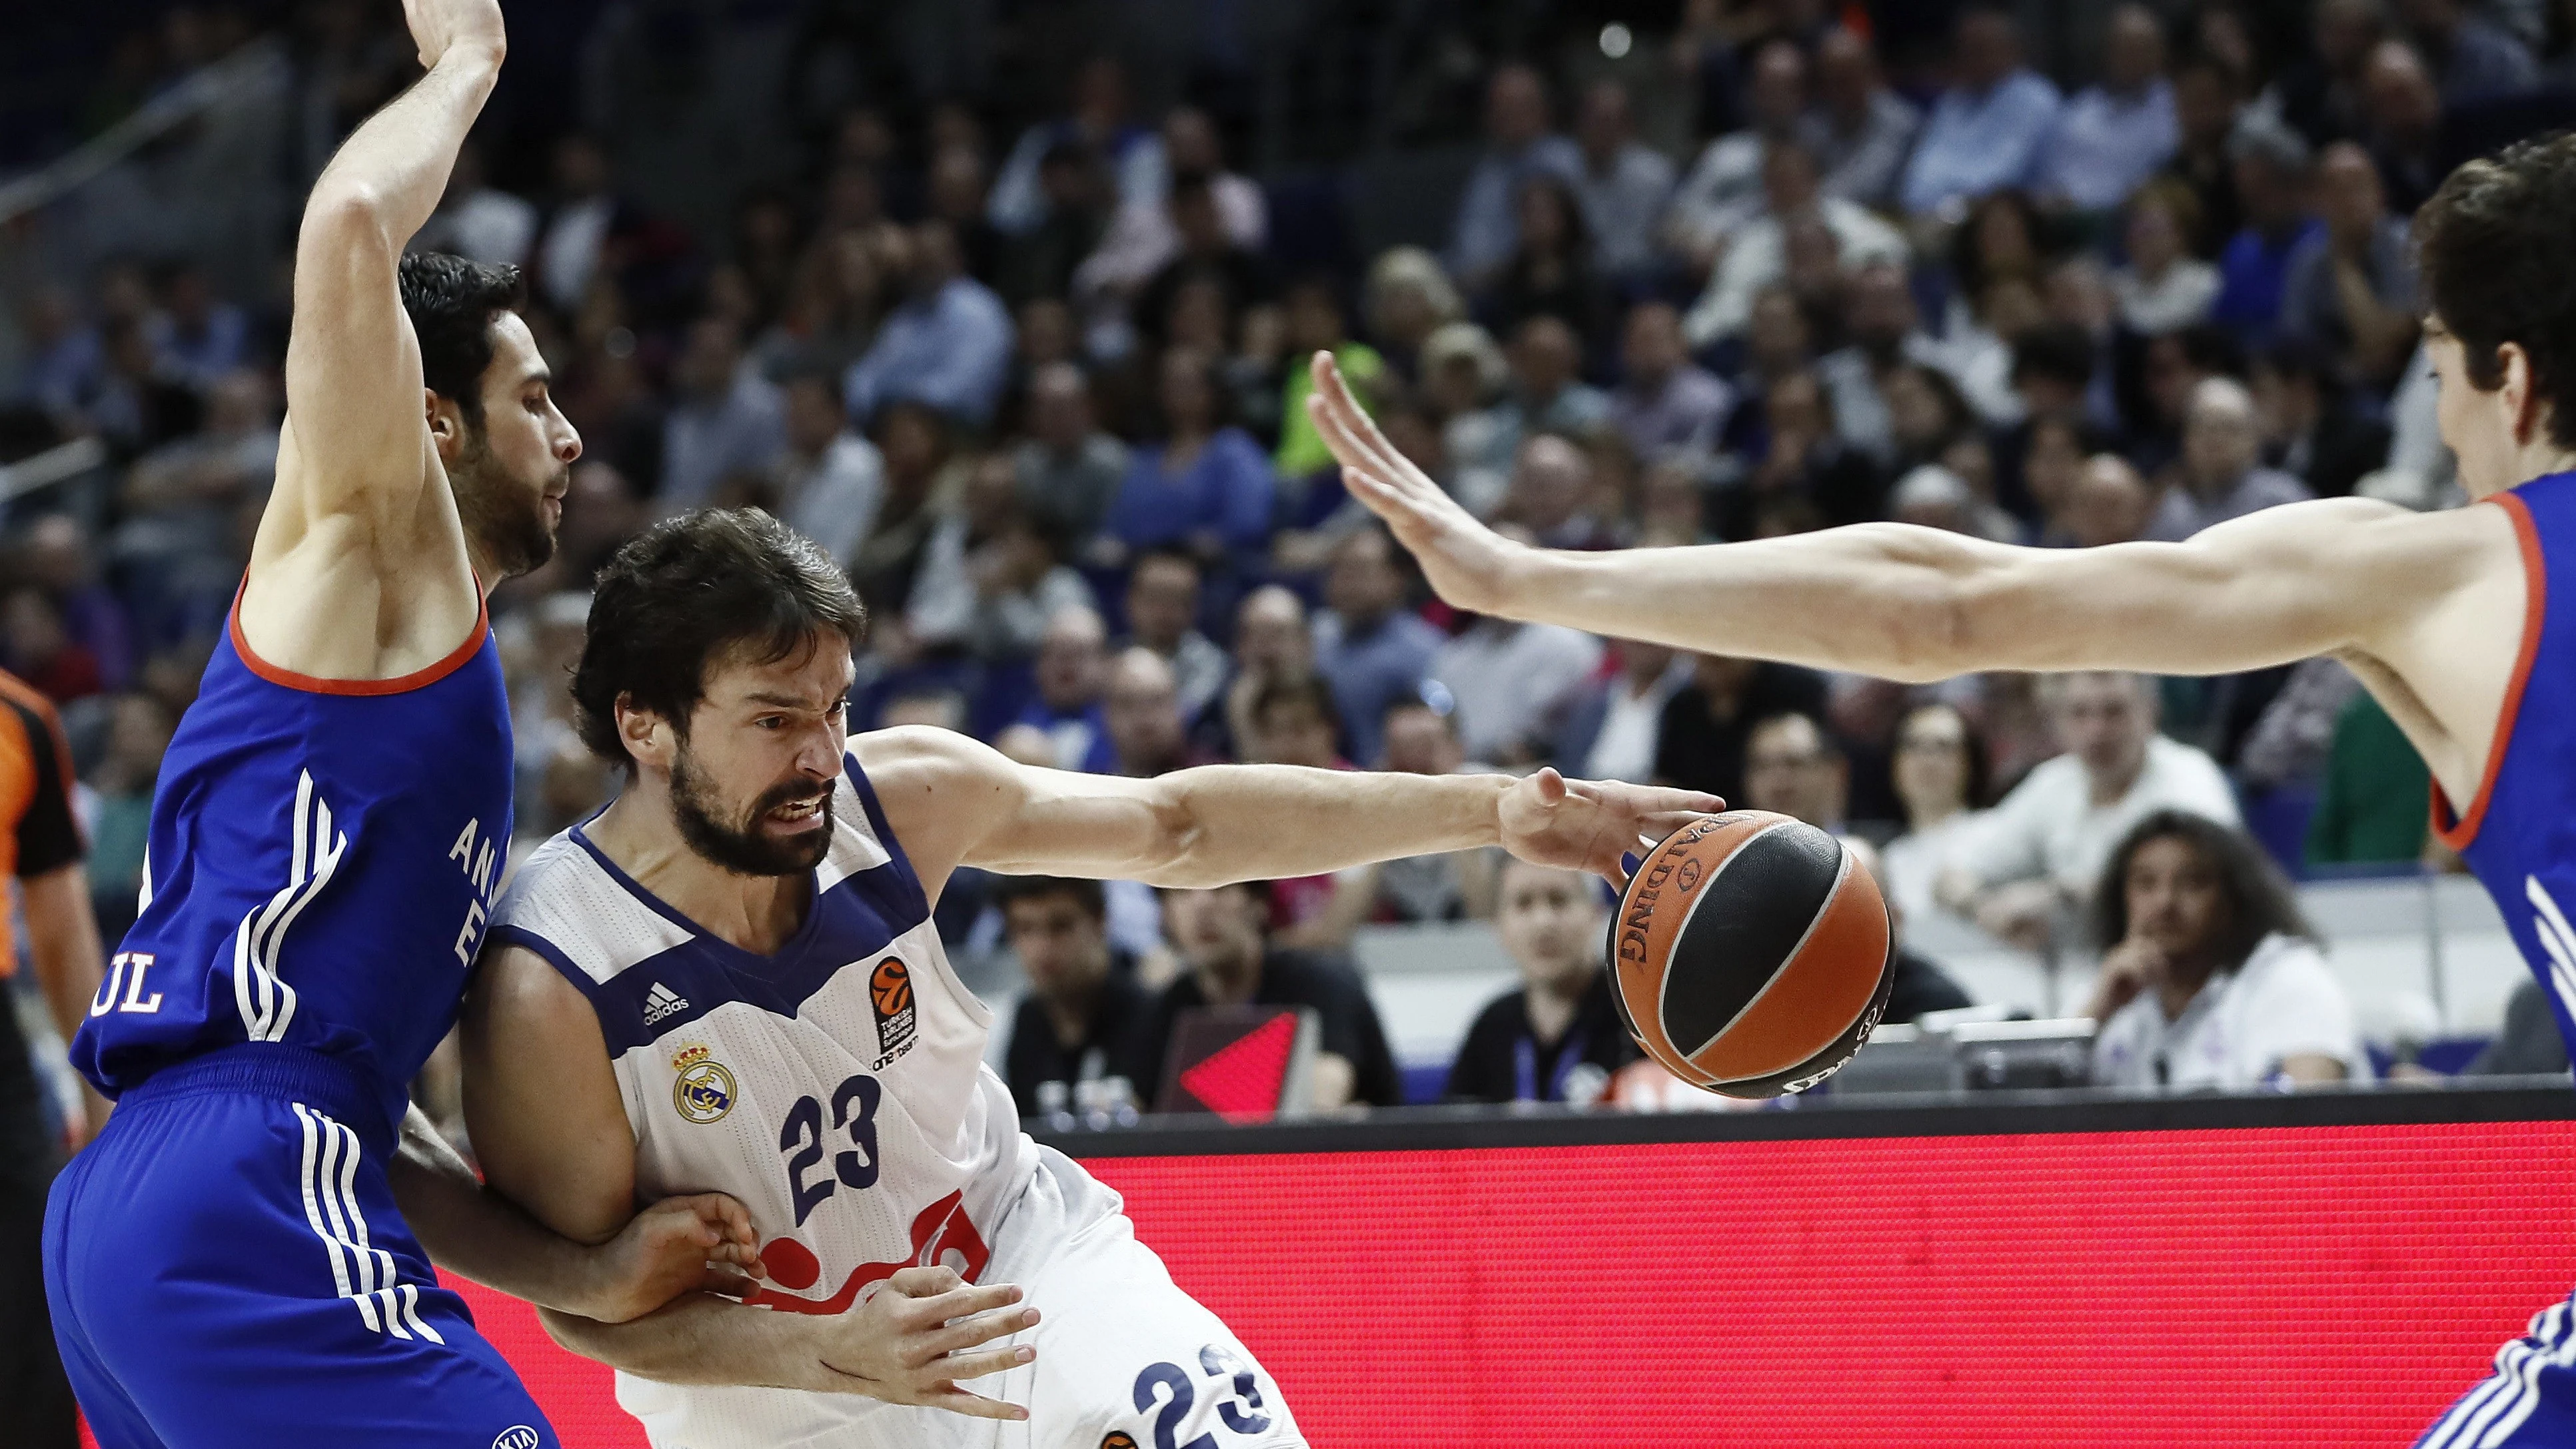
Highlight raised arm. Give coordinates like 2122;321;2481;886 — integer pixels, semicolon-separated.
1307;351;2525;804
247;0;505;676
854;727;1719;893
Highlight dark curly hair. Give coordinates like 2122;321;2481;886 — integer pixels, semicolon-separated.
2416;133;2576;449
570;508;868;767
396;251;524;428
2088;809;2313;965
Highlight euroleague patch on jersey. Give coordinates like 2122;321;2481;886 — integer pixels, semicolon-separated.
671;1043;737;1124
870;955;918;1069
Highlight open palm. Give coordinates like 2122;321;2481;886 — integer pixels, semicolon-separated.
1497;769;1724;887
1305;350;1527;616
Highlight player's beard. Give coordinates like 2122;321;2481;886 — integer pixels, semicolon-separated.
668;739;835;877
447;423;562;580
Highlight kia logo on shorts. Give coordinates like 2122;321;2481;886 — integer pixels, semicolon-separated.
493;1428;542;1449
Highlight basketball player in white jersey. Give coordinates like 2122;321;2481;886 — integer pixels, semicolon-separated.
1307;137;2576;1446
460;509;1716;1446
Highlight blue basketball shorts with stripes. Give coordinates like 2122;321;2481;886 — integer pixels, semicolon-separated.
41;1045;560;1449
2419;1294;2576;1449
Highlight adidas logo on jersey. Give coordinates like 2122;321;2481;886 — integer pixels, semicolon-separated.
643;982;690;1027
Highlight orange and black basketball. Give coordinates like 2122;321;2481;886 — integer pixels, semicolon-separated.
1608;811;1894;1098
870;957;913;1018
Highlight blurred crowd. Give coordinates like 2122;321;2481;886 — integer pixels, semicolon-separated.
12;0;2575;1114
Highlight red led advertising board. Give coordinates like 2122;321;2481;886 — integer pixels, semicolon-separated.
201;1119;2576;1446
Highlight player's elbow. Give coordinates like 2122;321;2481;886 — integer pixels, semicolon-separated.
1848;526;1987;684
299;187;396;260
1127;784;1222;889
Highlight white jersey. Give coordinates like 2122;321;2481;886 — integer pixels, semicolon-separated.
490;756;1032;1442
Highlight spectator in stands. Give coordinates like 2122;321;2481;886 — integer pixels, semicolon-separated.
998;875;1157;1117
2398;0;2538;99
1449;64;1585;290
1743;711;1850;834
1075;105;1267;307
2148;377;2313;540
1720;368;1884;534
1557;638;1692;783
1669;39;1813;268
1656;654;1830;804
532;134;638;315
1481;175;1611;348
1103;647;1208;779
1445;859;1636;1106
2250;339;2391;500
1419;321;1515;515
2281;141;2420;389
842;220;1015;428
1311;528;1440;769
1899;7;2065;219
2038;5;2180;213
2268;0;2389;148
1569;80;1676;280
421;139;536;270
1133;175;1277;354
1612;301;1734;462
150;261;249;392
1940;672;2241;951
1273;277;1387;487
2084;811;2367;1086
2212;116;2322;340
1818;262;1972;467
1014;362;1127;550
2112;181;2222;336
1363;247;1466;384
2305;692;2432;866
768;365;883;569
846;402;950;620
1141;879;1404;1110
80;690;174;945
2058;452;2160;548
1303;696;1499;940
1217;585;1314;761
1429;584;1602;767
2363;40;2447;215
2160;58;2248;262
1505;434;1617;552
1495;315;1612;458
1013;604;1117;772
3;590;103;704
1840;836;1977;1023
1805;27;1920;211
1103;346;1275;575
908;456;1094;664
20;516;132;694
1684;138;1906;350
1121;549;1229;724
926;145;1006;291
987;56;1160;235
998;140;1113;308
1881;701;1992;924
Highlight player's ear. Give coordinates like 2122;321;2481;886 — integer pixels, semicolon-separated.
2500;342;2543;446
616;692;673;770
425;389;462;458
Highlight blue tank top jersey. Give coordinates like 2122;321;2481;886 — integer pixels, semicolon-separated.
71;594;514;1134
2436;473;2576;1057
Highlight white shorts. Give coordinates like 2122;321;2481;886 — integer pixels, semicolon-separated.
619;1145;1305;1449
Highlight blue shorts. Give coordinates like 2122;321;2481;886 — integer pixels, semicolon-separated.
2419;1293;2576;1448
42;1045;558;1449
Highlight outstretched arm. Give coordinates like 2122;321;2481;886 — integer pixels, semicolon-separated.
1306;351;2521;798
856;728;1720;893
249;0;506;676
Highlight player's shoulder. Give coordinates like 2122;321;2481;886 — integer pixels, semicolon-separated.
490;828;694;987
848;724;1016;812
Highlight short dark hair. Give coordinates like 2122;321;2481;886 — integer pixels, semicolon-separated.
2088;810;2313;963
570;508;868;766
1251;674;1341;733
2417;133;2576;448
398;252;525;428
2011;322;2096;390
991;873;1108;921
1896;699;1992;810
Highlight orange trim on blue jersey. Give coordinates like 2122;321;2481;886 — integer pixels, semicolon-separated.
227;580;490;698
2433;490;2546;851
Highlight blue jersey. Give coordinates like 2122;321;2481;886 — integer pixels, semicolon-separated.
2437;472;2576;1059
70;598;513;1135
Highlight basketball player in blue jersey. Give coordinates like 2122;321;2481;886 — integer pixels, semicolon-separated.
41;2;769;1444
1312;133;2576;1446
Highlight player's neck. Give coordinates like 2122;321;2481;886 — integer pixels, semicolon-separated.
2472;444;2576;499
587;791;812;953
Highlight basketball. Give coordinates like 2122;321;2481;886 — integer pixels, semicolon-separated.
1606;811;1894;1099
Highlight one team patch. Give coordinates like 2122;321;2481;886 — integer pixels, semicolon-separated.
671;1043;736;1124
870;956;917;1069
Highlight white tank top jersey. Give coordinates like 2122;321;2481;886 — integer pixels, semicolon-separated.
488;753;1033;1440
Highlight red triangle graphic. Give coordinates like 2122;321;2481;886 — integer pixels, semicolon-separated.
1177;1012;1299;1125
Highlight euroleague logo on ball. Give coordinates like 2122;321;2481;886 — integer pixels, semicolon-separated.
870;955;918;1069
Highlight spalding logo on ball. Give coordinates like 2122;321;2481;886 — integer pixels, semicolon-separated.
1608;811;1894;1098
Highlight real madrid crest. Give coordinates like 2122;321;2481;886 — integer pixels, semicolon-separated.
671;1043;736;1124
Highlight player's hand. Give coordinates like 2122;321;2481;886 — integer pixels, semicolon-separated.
401;0;506;71
582;1193;763;1324
803;1265;1039;1419
1497;769;1724;889
1307;350;1526;615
